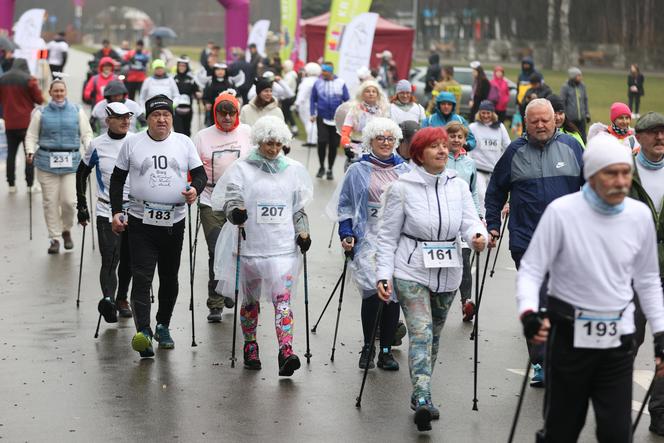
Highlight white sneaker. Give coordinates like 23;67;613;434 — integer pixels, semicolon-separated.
8;185;16;193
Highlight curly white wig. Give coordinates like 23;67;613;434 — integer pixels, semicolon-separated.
354;79;384;102
361;117;403;151
250;116;293;146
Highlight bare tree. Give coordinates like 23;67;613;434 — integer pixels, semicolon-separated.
544;0;556;69
558;0;571;70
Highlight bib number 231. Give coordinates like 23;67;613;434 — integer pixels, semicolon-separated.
143;202;175;227
573;309;621;349
49;152;73;168
421;241;460;268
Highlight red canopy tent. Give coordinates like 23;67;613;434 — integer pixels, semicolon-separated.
302;12;414;79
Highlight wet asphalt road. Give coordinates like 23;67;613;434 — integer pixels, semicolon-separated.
0;49;662;442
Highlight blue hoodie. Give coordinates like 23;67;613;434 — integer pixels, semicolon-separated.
422;91;476;150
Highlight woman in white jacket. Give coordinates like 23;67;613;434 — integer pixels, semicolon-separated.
375;126;487;432
295;63;321;146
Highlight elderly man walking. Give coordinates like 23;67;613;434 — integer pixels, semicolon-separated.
630;112;664;436
485;98;584;386
517;133;664;442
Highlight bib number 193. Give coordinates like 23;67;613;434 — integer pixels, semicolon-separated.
573;309;621;349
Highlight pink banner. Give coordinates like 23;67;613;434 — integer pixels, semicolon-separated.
218;0;249;62
0;0;16;35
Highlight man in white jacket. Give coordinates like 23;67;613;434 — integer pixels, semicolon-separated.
517;134;664;442
138;59;180;109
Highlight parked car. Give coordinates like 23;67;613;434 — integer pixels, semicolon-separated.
409;66;518;119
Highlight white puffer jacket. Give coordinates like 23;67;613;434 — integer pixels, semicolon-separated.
376;165;487;294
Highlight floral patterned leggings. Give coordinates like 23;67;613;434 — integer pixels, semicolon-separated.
240;275;295;356
395;278;456;401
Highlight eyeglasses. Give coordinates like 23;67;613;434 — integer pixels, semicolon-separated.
375;136;396;144
217;110;237;117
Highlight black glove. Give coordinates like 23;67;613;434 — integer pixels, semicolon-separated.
77;206;90;224
344;146;354;161
229;208;248;225
282;145;291;156
521;311;545;340
296;234;311;253
655;332;664;360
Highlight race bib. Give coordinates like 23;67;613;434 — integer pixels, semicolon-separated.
573;309;621;349
256;201;288;224
367;202;381;223
49;152;73;168
421;241;461;269
142;202;175;227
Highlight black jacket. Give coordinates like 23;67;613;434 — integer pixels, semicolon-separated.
628;74;645;96
203;76;233;105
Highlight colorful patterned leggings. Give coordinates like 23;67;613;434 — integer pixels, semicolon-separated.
394;278;455;400
240;282;294;355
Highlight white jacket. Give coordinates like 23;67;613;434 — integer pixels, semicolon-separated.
376;165;487;293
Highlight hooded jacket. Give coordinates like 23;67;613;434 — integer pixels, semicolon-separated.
422;91;476;150
518;57;541;83
174;63;199;100
83;57;118;105
484;131;584;253
0;58;44;129
560;79;590;122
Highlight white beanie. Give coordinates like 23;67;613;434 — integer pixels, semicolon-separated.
582;133;633;180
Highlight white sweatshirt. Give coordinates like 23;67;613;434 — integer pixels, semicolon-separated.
516;191;664;334
139;75;180;108
468;121;510;173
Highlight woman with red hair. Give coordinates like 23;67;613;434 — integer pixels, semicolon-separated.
375;126;487;432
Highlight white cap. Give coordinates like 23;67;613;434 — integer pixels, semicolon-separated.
582;133;633;180
105;102;133;117
376;50;392;59
470;60;481;69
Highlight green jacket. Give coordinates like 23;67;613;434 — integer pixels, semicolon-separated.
629;158;664;278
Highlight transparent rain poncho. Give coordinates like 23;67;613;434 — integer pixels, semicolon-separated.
211;149;313;303
326;157;410;295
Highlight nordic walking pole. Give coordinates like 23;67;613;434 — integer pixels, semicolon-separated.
28;186;33;240
76;225;87;308
356;299;384;408
187;191;197;347
311;267;345;333
490;214;509;278
191;205;202;280
88;176;95;251
472;248;480;411
633;375;656;434
230;226;244;368
471;248;493;341
303;251;312;364
327;222;336;249
507;358;533;442
331;239;353;361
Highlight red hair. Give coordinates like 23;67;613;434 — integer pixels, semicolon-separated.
410;127;448;166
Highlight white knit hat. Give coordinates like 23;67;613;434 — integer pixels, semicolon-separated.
583;133;633;180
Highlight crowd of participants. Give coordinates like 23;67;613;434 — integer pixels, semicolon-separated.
1;36;663;438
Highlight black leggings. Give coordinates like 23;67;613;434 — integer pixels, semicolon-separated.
5;128;33;186
97;216;131;301
316;116;339;170
628;92;641;115
361;294;400;348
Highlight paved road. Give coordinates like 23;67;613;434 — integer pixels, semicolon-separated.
0;49;662;442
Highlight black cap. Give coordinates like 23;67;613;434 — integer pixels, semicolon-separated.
529;72;542;84
255;78;273;96
145;94;173;117
547;94;564;113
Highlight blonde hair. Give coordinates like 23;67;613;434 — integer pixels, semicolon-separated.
474;110;498;124
445;121;468;138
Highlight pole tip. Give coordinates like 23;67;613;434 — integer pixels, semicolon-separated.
191;342;197;347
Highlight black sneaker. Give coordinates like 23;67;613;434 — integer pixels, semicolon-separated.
223;296;235;309
243;341;262;370
410;395;440;420
98;297;118;323
414;398;433;431
377;347;399;371
393;321;407;346
358;344;376;369
326;170;333;180
62;231;74;250
278;348;301;376
316;167;325;178
207;308;222;323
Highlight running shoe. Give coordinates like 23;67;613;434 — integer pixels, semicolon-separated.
377;347;399;371
131;329;154;358
410;395;440;420
530;363;544;387
358;344;376;369
413;397;433;431
278;347;300;376
316;167;325;178
62;231;74;250
116;299;132;318
243;341;262;370
207;308;222;323
462;300;476;323
154;324;175;349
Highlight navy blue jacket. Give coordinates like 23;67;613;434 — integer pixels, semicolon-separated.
484;131;584;253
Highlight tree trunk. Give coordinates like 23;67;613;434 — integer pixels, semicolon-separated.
558;0;571;70
544;0;556;69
